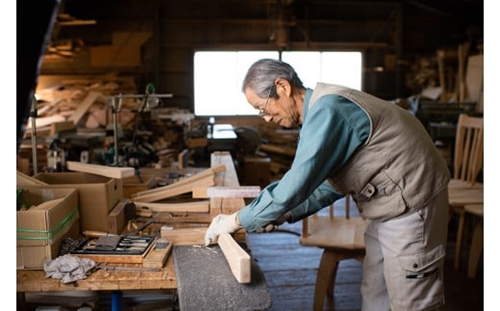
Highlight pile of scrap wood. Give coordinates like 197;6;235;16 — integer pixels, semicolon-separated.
21;73;195;170
26;73;140;137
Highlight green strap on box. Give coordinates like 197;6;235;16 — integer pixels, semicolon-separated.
17;206;79;241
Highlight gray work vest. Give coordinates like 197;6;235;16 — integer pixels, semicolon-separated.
309;83;450;221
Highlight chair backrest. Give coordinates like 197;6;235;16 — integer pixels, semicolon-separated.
453;113;483;185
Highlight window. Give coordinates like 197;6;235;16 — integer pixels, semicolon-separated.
194;51;362;116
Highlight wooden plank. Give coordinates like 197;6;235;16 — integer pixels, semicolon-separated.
25;114;66;129
192;186;261;198
218;233;251;283
66;161;135;179
50;121;75;135
68;91;102;125
130;165;225;202
156;212;212;224
161;227;208;245
133;201;210;213
131;175;214;202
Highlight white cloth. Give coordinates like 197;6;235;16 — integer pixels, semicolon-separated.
44;254;96;284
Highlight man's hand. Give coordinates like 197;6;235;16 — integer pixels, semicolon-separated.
255;211;292;233
204;212;241;246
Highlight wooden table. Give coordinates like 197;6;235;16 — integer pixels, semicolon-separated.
17;152;248;309
17;257;177;293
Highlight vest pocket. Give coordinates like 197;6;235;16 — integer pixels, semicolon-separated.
352;171;407;220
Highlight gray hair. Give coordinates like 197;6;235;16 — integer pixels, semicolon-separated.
241;58;304;98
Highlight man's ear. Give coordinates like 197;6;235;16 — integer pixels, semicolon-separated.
275;78;292;97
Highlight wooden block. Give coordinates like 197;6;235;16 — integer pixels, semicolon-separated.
50;121;75;135
218;233;251;283
108;200;136;235
143;241;173;268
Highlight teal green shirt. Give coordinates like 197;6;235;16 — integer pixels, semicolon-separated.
238;88;371;232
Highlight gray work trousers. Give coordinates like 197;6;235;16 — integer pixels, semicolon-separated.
361;188;449;311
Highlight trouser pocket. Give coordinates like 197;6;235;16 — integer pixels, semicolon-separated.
393;246;445;311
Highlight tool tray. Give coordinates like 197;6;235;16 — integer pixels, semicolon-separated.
70;235;155;256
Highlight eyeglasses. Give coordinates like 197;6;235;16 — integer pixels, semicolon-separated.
259;87;274;118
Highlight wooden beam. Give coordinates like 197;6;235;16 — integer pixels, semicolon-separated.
133;201;210;213
218;232;251;283
209;152;252;283
130;165;225;202
66;161;135;179
192;186;261;198
131;175;214;202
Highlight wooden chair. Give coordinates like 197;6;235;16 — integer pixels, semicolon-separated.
447;114;484;270
299;195;369;311
448;113;483;190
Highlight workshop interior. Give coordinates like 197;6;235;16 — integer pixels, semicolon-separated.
16;0;485;310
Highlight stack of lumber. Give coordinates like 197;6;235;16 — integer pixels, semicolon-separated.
129;152;260;246
129;152;261;284
26;73;140;138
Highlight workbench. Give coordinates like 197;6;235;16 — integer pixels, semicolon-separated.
17;152;260;310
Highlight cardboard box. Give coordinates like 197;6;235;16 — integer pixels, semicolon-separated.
33;172;123;232
17;187;80;269
122;174;155;198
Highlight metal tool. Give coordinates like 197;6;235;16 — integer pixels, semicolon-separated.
96;262;160;272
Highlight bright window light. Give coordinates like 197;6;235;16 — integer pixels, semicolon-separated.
194;51;362;116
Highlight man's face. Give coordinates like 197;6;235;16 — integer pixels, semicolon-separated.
244;85;301;129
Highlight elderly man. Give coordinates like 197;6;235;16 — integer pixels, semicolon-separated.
205;58;450;311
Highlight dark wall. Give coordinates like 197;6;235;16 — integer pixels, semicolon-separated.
40;0;483;112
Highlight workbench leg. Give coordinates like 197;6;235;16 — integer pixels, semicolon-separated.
111;290;123;311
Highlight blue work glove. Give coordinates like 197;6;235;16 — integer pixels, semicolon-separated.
204;212;242;246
